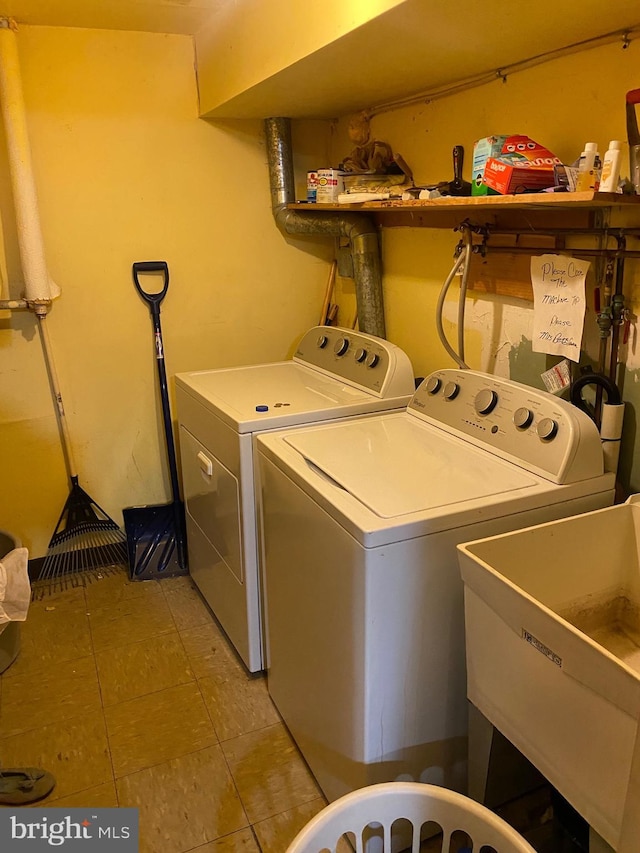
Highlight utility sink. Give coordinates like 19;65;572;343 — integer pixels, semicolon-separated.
457;497;640;851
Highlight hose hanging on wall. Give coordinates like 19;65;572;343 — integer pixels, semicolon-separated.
570;372;622;417
435;224;473;369
570;372;624;476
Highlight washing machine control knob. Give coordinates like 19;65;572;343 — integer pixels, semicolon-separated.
366;352;380;368
334;337;350;357
474;389;498;415
355;347;367;363
443;381;460;400
513;407;534;429
317;334;328;349
425;376;441;395
537;417;558;441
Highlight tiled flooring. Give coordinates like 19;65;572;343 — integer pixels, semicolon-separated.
0;569;327;852
1;568;585;853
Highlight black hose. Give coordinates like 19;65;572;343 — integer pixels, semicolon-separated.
570;372;621;422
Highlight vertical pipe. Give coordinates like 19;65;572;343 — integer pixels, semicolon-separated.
0;18;59;306
608;236;626;384
264;117;386;338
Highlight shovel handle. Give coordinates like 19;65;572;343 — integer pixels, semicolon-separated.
132;261;169;310
626;88;640;105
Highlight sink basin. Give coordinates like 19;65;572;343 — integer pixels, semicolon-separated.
457;497;640;850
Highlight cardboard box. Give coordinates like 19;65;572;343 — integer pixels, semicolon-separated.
473;135;561;195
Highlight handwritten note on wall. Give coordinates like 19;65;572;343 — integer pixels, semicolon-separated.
531;254;589;363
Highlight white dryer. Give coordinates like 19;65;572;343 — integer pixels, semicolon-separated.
175;326;415;672
256;369;616;803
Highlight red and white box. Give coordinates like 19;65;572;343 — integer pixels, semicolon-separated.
482;135;561;195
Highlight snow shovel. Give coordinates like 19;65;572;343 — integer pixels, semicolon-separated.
123;261;188;581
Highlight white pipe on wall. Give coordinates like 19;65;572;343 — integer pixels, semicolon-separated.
0;18;59;308
0;18;77;487
600;401;625;475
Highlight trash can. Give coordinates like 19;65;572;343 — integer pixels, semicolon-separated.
0;529;25;674
285;782;536;852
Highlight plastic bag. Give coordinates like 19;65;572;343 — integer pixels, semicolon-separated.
0;547;30;633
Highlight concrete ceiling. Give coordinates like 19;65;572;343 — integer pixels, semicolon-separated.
0;0;228;35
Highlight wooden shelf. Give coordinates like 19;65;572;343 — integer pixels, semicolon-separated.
289;192;640;230
289;191;640;301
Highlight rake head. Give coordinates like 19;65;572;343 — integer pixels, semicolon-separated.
32;478;128;598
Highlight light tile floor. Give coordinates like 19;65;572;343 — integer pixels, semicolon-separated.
0;569;327;852
0;569;580;853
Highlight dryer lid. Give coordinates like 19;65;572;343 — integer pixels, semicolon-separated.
283;415;538;519
176;362;384;430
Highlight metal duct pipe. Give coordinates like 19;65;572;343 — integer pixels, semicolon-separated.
264;117;386;338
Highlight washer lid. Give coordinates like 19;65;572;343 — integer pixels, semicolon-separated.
283;415;538;518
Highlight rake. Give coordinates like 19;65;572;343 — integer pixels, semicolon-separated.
31;314;128;598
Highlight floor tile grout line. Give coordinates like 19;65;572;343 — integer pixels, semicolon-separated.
0;700;105;742
101;674;199;712
0;654;97;684
212;713;286;747
210;716;254;832
112;741;228;785
180;824;262;853
94;652;120;801
178;632;223;745
158;576;200;637
249;823;264;853
91;626;178;657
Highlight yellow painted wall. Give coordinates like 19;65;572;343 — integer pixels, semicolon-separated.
0;25;331;557
328;39;640;377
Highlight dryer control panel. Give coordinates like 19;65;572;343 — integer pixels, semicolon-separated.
293;325;415;398
410;369;606;484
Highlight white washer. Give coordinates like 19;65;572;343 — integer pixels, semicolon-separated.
175;326;415;672
256;368;616;803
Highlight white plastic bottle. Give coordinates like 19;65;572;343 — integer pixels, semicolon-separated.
576;142;599;191
599;140;622;192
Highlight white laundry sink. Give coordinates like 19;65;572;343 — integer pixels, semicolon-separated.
457;497;640;851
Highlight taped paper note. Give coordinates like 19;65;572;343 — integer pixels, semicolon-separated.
531;254;589;363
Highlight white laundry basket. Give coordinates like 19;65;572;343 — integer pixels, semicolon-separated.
286;782;536;853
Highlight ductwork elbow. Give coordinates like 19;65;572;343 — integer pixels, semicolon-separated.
265;117;386;339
